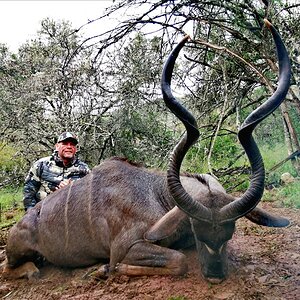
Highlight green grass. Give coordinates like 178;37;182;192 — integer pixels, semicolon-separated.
261;143;298;179
0;186;23;208
262;181;300;208
277;181;300;208
0;187;23;228
259;143;300;208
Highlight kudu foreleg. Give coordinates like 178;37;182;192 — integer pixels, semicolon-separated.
1;259;40;280
95;241;188;278
120;241;188;276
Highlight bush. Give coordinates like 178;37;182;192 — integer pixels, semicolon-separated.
0;142;27;188
0;142;25;172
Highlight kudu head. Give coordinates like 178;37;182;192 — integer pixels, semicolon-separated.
157;19;291;282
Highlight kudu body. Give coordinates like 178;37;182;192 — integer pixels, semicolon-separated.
2;20;290;283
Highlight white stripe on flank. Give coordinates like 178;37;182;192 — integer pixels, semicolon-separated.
64;181;74;251
88;172;95;239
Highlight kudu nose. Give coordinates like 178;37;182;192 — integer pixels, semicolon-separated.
206;277;225;284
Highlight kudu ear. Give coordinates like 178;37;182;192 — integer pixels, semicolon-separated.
245;207;290;227
144;206;187;241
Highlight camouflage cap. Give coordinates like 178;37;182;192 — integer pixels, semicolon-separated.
57;132;78;145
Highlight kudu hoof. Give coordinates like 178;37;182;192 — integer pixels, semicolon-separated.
84;264;110;280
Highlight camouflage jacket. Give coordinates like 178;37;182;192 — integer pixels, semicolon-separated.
23;152;90;211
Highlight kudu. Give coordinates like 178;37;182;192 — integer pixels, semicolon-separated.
2;19;291;283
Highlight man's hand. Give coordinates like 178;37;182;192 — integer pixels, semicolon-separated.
57;179;71;189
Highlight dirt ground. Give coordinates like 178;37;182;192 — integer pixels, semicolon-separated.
0;203;299;300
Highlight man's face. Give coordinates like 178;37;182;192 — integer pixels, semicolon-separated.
55;139;77;160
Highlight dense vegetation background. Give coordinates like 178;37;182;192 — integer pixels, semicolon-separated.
0;0;299;218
